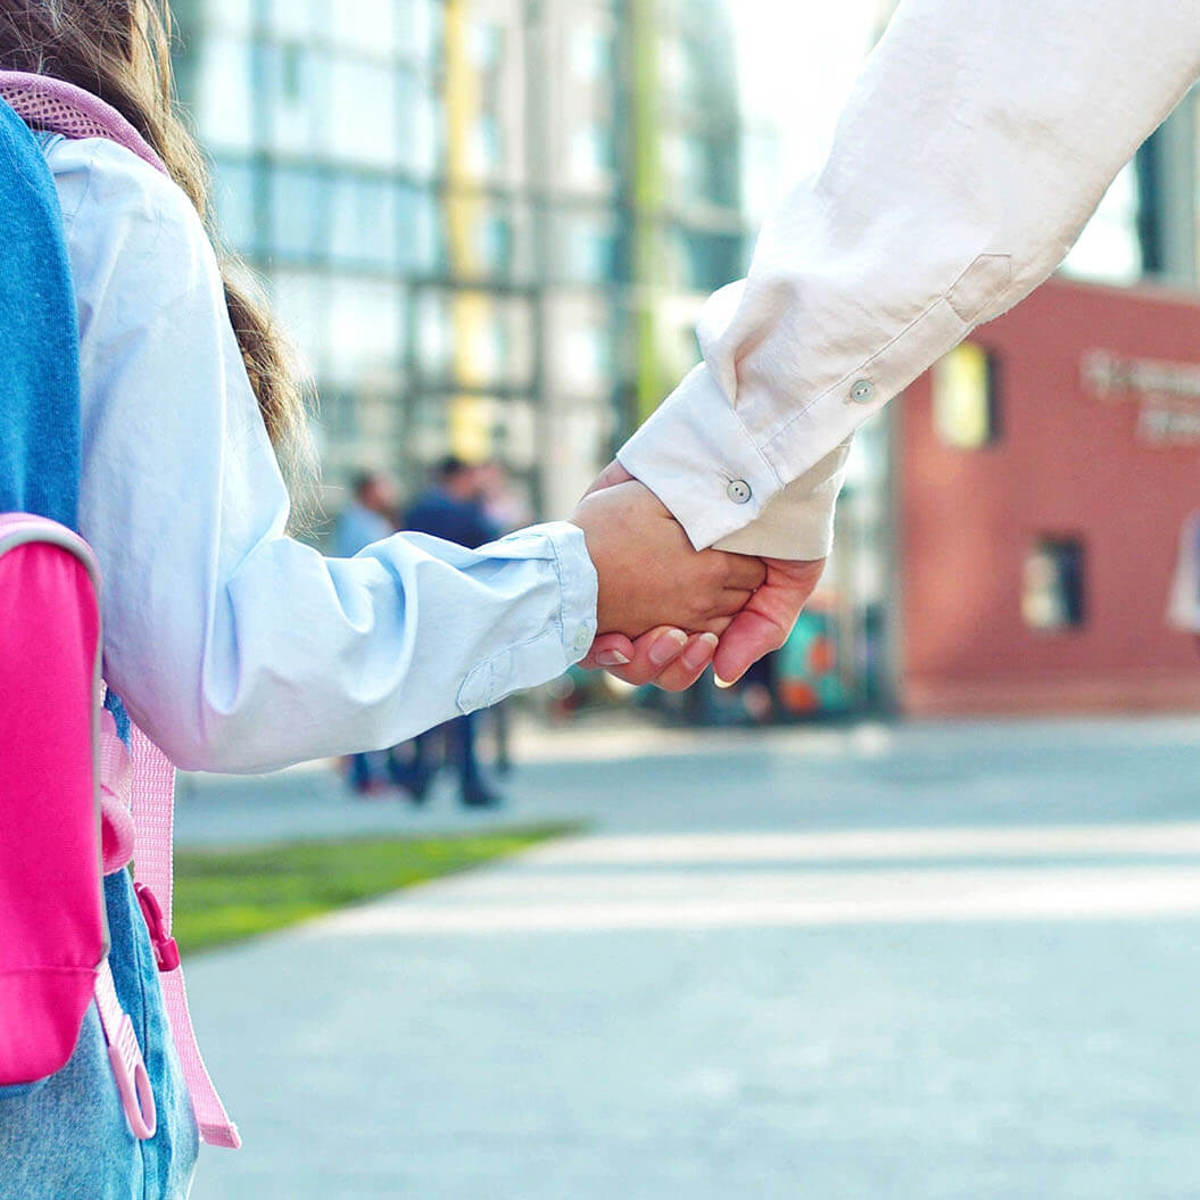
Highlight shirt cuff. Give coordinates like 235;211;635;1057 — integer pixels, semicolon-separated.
526;520;599;662
617;364;786;551
455;521;598;713
712;439;851;560
617;363;850;558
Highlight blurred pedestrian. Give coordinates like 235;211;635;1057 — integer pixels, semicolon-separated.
332;471;422;796
332;469;398;559
404;458;505;807
477;458;533;534
475;459;532;774
405;455;499;549
1168;510;1200;653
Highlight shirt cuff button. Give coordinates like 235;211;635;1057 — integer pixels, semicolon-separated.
726;479;752;504
572;628;591;654
850;379;875;404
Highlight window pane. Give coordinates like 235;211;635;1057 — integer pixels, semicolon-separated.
271;269;327;379
397;70;439;177
210;157;259;254
556;210;620;283
330;0;396;54
327;278;404;387
271;167;324;261
397;0;439;63
397;185;440;272
206;0;253;34
330;175;398;269
263;43;326;154
327;59;397;166
415;289;452;382
266;0;324;40
933;342;1000;450
1023;538;1086;631
441;293;532;389
673;228;744;291
570;26;615;83
195;34;254;149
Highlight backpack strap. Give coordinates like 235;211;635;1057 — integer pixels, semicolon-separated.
130;727;241;1149
0;95;81;528
2;69;240;1151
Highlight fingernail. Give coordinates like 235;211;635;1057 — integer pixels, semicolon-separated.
648;628;688;666
714;674;735;689
681;632;719;672
596;649;631;667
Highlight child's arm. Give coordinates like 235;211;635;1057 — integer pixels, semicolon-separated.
55;138;751;772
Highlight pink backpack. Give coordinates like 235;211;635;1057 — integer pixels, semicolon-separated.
0;71;239;1150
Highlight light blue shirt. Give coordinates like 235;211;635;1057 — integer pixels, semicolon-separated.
47;135;597;773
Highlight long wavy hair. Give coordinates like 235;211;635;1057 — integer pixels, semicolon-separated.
0;0;316;497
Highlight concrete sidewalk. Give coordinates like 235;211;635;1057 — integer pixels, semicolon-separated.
183;716;1200;1198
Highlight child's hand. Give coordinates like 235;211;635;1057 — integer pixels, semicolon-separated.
569;480;766;638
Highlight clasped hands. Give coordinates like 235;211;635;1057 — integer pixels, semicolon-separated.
569;462;825;691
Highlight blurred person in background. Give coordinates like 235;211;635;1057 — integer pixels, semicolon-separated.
1168;509;1200;653
475;459;533;774
404;457;505;807
740;653;784;725
478;458;533;535
405;455;499;549
332;469;398;560
332;470;417;796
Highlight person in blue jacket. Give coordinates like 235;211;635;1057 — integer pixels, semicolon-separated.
404;457;505;807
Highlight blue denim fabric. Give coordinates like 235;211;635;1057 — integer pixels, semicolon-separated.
0;873;199;1198
0;104;81;528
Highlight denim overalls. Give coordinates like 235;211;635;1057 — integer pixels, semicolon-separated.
0;873;200;1198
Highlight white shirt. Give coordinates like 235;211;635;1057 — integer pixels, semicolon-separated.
619;0;1200;561
46;135;597;773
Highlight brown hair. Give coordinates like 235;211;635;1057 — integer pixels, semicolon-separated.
0;0;316;497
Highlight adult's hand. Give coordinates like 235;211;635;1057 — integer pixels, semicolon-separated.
569;478;765;638
581;461;825;688
709;555;824;685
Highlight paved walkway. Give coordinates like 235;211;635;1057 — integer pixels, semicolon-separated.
184;716;1200;1198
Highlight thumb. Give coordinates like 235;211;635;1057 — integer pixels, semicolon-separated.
711;557;825;685
711;608;793;687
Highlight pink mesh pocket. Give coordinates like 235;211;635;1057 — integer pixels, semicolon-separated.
0;71;167;175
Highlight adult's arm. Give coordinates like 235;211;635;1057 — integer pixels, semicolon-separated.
618;0;1200;561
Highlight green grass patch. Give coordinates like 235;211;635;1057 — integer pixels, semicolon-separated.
173;823;576;955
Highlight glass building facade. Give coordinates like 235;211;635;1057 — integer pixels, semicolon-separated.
170;0;752;520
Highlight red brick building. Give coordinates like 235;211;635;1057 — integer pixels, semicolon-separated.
896;275;1200;714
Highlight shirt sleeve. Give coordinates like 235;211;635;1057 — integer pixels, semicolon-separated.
54;138;597;773
618;0;1200;559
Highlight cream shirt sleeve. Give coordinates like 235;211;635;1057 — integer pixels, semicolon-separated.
51;136;597;774
619;0;1200;560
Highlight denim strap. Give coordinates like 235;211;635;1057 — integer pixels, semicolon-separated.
0;97;81;530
